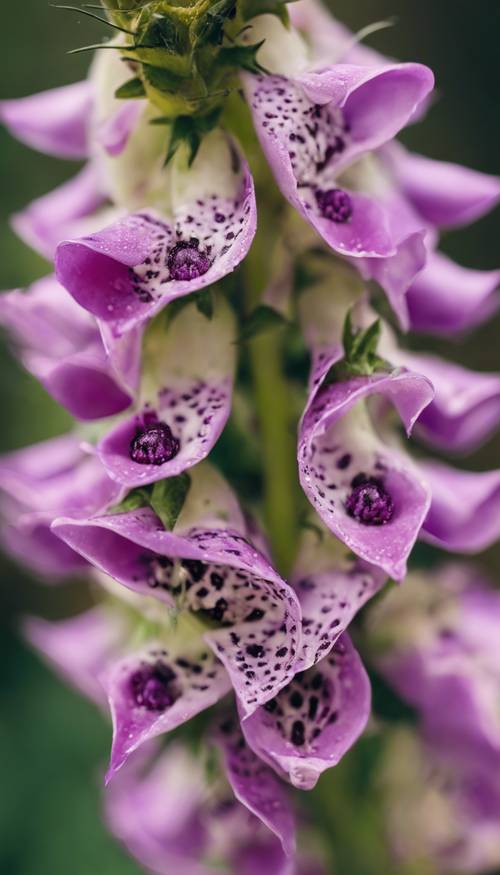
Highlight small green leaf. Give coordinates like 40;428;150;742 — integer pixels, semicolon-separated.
109;487;151;514
191;0;237;47
115;76;146;99
164;108;223;167
150;474;191;531
237;305;288;343
218;41;268;74
142;63;185;95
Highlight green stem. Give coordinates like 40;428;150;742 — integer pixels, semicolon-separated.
244;219;300;576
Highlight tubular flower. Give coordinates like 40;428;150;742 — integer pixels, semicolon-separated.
1;0;500;871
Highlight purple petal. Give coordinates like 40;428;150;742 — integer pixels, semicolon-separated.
96;100;144;157
53;502;302;714
11;163;105;260
246;64;432;262
0;276;138;420
104;642;231;779
293;557;386;671
241;634;370;790
420;462;500;553
390;146;500;228
404;352;500;453
0;80;92;158
407;250;500;336
0;505;88;579
216;717;296;857
23;607;126;706
97;300;235;486
298;370;434;580
55;162;256;334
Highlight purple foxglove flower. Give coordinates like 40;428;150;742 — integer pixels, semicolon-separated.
97;296;235;487
388;143;500;230
244;52;433;323
368;564;500;765
10;163;107;260
55;132;257;335
215;716;296;857
0;275;140;420
52;465;302;717
420;462;500;553
105;740;296;875
298;361;434;580
406;249;500;335
0;433;123;578
399;351;500;454
0;80;92;158
380;726;500;874
240;633;370;790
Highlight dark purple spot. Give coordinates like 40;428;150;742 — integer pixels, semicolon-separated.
167;241;211;281
337;453;352;470
246;644;264;658
345;477;394;526
129;662;176;712
291;720;305;746
316;188;352;223
129;421;180;466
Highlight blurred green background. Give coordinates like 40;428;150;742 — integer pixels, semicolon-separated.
0;2;499;873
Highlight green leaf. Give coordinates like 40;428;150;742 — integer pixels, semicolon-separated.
218;41;268;74
150;474;191;531
109;487;151;514
138;14;190;55
114;76;146;99
237;305;288;343
164;108;222;166
142;63;185;95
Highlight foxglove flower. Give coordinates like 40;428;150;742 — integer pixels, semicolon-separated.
97;294;236;486
0;275;141;420
367;564;500;763
52;464;303;717
0;433;123;578
298;355;434;580
56;129;257;335
243;16;433;324
380;726;500;874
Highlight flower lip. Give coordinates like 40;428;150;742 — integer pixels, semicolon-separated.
345;476;394;526
129;420;180;466
129;661;177;712
315;188;352;223
166;240;212;282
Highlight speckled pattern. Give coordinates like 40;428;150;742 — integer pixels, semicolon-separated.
98;377;233;487
104;641;231;778
241;634;371;790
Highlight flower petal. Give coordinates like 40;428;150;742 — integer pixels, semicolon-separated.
407;250;500;336
0;276;139;420
241;634;370;790
11;163;105;260
420;462;500;553
216;716;296;857
389;146;500;229
404;352;500;453
0;80;92;158
56;146;256;334
0;505;88;579
23;606;126;706
97;297;235;486
298;370;434;579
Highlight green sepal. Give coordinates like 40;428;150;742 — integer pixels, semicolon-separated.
114;76;146;99
164;107;223;166
237;304;288;343
150;473;192;531
218;41;268;74
323;310;391;384
109;474;191;531
142;63;186;95
137;12;190;56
